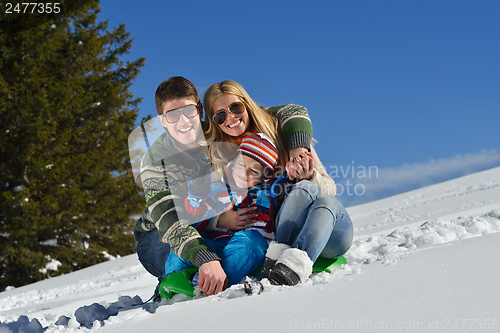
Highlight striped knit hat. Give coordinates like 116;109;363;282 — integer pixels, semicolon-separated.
237;133;279;177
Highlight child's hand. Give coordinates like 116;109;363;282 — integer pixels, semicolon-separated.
216;197;258;230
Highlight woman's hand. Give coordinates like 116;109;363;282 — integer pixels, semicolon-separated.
286;148;316;181
198;260;227;295
216;197;259;231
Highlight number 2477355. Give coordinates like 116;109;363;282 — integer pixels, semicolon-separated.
5;3;61;14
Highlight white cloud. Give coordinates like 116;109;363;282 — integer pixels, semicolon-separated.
329;149;500;206
371;149;500;188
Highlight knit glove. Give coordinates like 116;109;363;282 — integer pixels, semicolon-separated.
188;157;212;198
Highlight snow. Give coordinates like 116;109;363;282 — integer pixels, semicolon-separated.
1;167;500;332
38;257;62;274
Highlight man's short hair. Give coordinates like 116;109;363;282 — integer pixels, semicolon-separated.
155;76;200;114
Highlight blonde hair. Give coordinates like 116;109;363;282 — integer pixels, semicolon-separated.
203;80;288;175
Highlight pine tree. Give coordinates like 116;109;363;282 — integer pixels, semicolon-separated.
0;0;146;290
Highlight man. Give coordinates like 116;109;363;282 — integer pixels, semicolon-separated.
134;76;230;295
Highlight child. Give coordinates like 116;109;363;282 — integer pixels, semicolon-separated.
166;133;280;287
186;132;279;241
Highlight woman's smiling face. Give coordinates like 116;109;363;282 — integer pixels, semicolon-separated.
211;94;250;137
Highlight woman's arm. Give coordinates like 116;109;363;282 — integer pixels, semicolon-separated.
265;104;313;152
266;104;316;180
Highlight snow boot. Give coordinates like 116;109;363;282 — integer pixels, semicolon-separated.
268;248;313;286
261;242;290;279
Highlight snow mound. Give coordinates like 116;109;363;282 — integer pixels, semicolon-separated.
346;210;500;266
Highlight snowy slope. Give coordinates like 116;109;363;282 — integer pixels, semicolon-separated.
1;167;500;333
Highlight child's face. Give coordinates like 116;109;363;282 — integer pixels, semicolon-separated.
232;154;264;189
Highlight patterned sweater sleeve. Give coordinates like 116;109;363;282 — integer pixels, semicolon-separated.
138;163;220;267
265;104;313;152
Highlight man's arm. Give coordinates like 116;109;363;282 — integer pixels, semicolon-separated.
143;185;227;295
143;178;220;266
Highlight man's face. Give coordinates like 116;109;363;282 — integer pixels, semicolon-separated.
159;98;202;147
232;154;264;189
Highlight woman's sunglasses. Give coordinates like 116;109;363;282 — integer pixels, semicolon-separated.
212;102;246;125
161;103;200;124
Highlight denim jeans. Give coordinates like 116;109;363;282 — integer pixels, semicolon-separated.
274;180;353;262
163;229;268;286
136;229;171;279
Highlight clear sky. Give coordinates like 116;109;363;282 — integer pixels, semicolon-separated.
98;0;500;206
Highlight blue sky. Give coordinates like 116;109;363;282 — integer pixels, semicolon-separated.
99;0;500;206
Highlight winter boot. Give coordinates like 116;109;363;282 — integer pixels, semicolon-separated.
268;248;313;286
261;242;290;279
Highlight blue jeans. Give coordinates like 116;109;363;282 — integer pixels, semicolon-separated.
274;180;353;262
136;229;171;279
163;229;268;286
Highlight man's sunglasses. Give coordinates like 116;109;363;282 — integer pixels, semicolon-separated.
161;103;200;124
212;102;246;125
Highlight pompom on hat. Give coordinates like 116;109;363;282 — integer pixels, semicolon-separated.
237;133;279;177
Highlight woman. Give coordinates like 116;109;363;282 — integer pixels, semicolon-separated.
203;80;353;286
